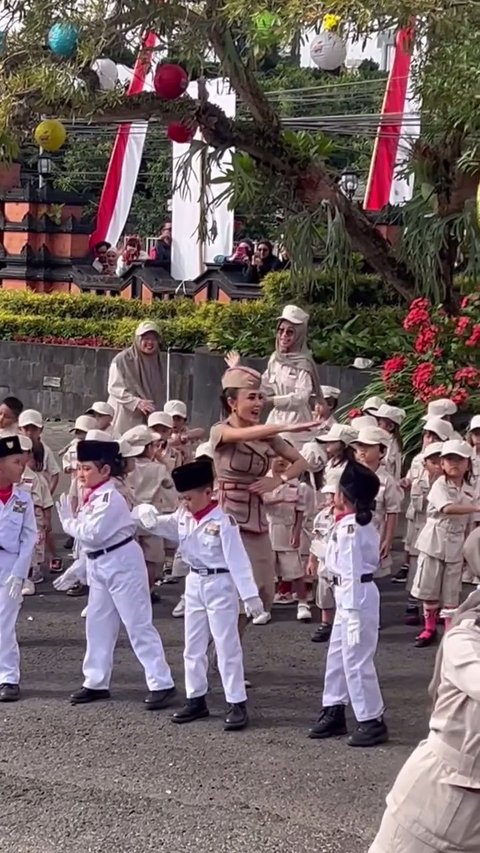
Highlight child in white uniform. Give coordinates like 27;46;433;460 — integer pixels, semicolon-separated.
19;434;54;594
55;433;175;709
134;456;262;731
307;484;336;642
0;434;37;703
309;460;388;747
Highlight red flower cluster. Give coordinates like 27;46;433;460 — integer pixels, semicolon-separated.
14;334;111;348
411;362;435;393
455;316;470;336
451;387;470;406
427;384;449;400
414;325;438;354
466;324;480;348
454;367;479;386
403;297;430;331
382;355;407;382
348;408;363;420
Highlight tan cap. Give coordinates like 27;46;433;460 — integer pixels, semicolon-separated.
422;399;457;421
317;423;358;445
321;483;337;494
118;438;144;458
321;385;341;399
375;404;406;425
440;439;473;459
423;417;454;441
122;425;158;447
221;366;262;390
19;434;33;452
148;411;174;430
70;415;97;433
85;429;118;443
135;320;160;337
18;409;43;428
469;415;480;431
164;399;187;419
422;442;444;460
277;304;309;325
350;415;377;431
86;401;114;418
353;426;391;446
362;396;385;414
195;441;214;460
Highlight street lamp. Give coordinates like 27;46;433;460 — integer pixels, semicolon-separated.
38;151;53;188
339;166;359;201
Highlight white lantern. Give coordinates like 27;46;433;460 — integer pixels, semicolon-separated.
92;57;118;90
310;32;347;70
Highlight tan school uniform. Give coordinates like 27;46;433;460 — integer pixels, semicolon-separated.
262;359;314;448
21;466;53;567
384;436;402;481
263;478;305;581
372;465;403;578
301;439;327;509
463;455;480;582
404;468;435;590
412;476;475;606
370;618;480;853
311;505;335;610
403;452;425;554
132;458;174;571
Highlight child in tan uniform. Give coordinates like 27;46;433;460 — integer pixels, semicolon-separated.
307;483;336;642
375;404;405;481
163;400;205;466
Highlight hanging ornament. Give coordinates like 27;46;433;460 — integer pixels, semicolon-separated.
92;58;118;91
34;119;67;152
310;31;347;70
47;23;79;58
166;122;195;144
154;64;189;100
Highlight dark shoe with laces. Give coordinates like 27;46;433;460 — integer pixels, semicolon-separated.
311;622;332;643
308;704;347;739
392;566;409;584
348;717;389;747
144;686;176;710
224;701;248;731
171;696;209;724
0;683;20;702
414;629;437;648
70;687;110;705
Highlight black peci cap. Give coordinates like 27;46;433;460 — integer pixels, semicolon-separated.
339;460;380;506
172;456;214;493
0;434;23;459
77;440;120;464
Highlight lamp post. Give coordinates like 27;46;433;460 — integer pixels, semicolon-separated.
38;150;53;189
339;166;359;201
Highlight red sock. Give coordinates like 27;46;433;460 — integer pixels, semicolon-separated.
277;581;292;596
424;609;437;633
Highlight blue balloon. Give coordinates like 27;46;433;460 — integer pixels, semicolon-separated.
47;23;79;58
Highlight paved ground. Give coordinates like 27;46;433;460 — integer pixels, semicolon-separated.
1;424;441;853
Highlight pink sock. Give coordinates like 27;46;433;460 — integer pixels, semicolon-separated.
424;610;437;633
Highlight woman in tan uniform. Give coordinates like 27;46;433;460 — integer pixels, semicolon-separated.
370;588;480;853
209;366;312;624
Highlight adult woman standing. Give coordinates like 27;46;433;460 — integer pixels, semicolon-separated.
107;321;164;435
209;366;312;625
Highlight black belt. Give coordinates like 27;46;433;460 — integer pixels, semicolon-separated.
87;537;134;560
190;567;229;576
332;573;374;586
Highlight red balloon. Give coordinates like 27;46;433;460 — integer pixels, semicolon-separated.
166;121;195;143
154;63;189;100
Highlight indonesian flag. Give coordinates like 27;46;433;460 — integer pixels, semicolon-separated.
89;32;159;249
364;26;421;211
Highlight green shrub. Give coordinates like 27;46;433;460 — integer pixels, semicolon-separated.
261;270;404;308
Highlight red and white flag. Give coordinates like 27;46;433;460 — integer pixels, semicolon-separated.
89;32;159;249
364;26;420;211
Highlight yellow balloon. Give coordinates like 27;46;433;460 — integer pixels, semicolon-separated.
34;119;66;152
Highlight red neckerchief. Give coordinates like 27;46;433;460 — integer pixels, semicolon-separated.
82;479;109;506
193;501;218;522
335;510;354;523
0;485;13;504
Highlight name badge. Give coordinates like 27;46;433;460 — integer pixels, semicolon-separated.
205;522;220;537
13;500;27;514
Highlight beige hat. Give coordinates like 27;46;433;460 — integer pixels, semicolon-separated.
118;438;144;458
422;399;457;421
277;304;309;325
18;409;43;428
221;366;262;391
350;415;377;431
19;434;33;452
353;426;391;446
375;404;406;425
469;415;480;431
321;385;341;399
195;441;214;460
321;483;337;494
122;425;158;446
317;423;357;445
84;428;119;443
164;399;187;419
135;320;160;337
362;396;385;414
353;357;374;370
422;442;444;460
423;417;454;441
440;439;473;459
86;401;114;418
148;411;174;430
70;415;97;433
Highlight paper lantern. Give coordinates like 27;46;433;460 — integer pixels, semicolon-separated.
47;23;79;58
34;119;67;152
92;57;118;91
154;64;189;100
310;31;347;70
166;122;195;144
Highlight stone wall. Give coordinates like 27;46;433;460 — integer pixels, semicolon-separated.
0;341;372;423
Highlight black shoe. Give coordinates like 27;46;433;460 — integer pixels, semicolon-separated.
311;623;332;643
66;582;89;597
414;629;437;648
171;696;209;724
308;704;347;739
392;566;409;583
64;537;74;550
150;589;161;604
144;686;176;710
348;717;389;747
0;683;20;702
70;687;111;705
224;701;248;731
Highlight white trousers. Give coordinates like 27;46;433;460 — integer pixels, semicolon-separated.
0;583;21;684
322;582;384;722
184;571;246;704
83;546;174;692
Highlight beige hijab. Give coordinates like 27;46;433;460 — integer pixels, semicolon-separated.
429;589;480;706
270;314;324;402
113;322;165;408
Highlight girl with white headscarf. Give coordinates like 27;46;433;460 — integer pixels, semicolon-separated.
107;322;165;435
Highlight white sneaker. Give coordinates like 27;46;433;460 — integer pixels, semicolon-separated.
297;602;312;622
172;594;186;618
22;579;35;596
80;606;88;618
252;611;272;626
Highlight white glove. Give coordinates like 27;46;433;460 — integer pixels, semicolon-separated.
56;493;73;524
244;596;264;619
131;503;159;531
346;610;361;647
6;575;23;601
53;560;86;592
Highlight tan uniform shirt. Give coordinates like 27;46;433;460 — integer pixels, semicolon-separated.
21;466;53;510
416;476;475;563
263;478;305;552
372;465;403;539
130;458;175;511
384;437;402;481
262;358;314;446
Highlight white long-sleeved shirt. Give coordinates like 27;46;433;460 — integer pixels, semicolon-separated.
60;481;136;554
0;485;37;580
324;514;380;612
